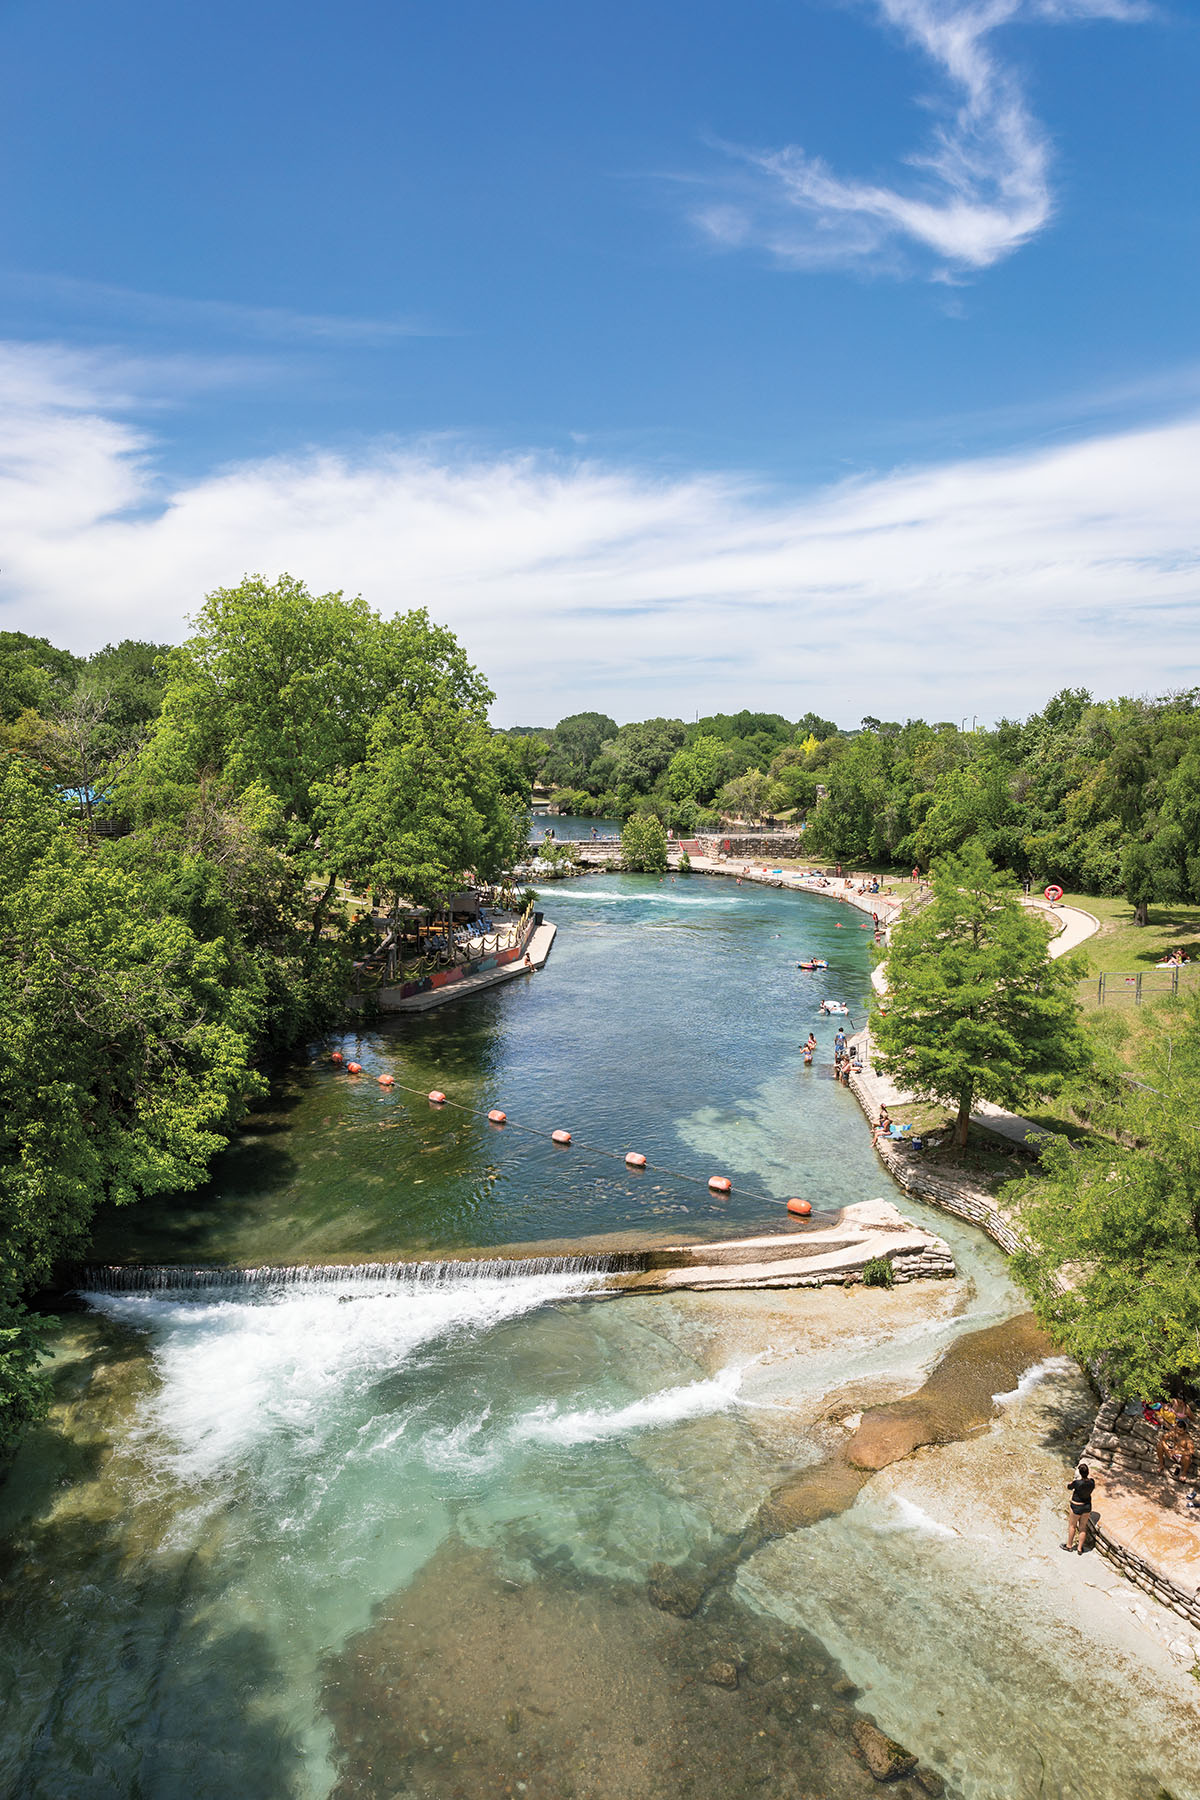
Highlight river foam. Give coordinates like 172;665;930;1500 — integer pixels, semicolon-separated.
85;1269;609;1483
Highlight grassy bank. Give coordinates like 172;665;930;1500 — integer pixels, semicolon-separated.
1060;893;1200;976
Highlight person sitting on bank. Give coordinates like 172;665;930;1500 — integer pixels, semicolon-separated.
1158;1421;1194;1480
1064;1462;1095;1553
873;1105;891;1141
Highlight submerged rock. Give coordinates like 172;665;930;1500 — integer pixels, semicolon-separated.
646;1562;705;1617
703;1660;739;1689
853;1718;919;1782
914;1767;946;1795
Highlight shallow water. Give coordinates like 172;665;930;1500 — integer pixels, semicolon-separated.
6;875;1200;1798
87;874;894;1266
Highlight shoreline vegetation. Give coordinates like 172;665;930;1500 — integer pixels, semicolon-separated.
3;597;1198;1523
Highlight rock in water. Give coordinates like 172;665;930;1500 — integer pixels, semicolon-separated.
915;1767;946;1795
853;1718;919;1782
646;1562;705;1618
703;1661;739;1689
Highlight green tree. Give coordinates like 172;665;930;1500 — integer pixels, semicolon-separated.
872;839;1089;1146
667;734;729;806
717;766;780;824
621;812;668;873
609;717;686;795
1008;998;1200;1400
0;758;259;1447
542;711;618;790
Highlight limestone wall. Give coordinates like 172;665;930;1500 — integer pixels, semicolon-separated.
695;833;806;859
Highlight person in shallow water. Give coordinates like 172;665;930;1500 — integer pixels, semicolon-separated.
803;1033;817;1063
1064;1462;1096;1552
833;1027;847;1062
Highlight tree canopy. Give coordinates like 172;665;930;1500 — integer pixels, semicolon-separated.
1009;997;1200;1401
872;839;1089;1145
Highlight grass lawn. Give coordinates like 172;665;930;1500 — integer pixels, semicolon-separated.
1058;892;1200;975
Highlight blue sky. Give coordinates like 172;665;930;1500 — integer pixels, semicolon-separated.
1;0;1196;724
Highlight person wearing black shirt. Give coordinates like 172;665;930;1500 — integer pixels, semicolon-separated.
1063;1461;1096;1553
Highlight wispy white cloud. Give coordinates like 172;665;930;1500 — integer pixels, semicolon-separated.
694;0;1147;277
0;272;434;344
0;341;1195;724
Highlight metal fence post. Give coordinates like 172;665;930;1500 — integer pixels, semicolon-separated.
1135;973;1142;1005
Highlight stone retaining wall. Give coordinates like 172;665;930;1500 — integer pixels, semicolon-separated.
695;832;805;858
1080;1399;1200;1631
844;1054;1200;1622
845;1069;1025;1255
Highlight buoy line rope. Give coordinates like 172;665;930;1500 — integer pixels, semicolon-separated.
326;1066;817;1214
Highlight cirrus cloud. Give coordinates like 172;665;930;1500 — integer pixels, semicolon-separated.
694;0;1148;277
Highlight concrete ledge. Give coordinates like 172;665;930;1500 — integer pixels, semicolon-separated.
614;1199;955;1293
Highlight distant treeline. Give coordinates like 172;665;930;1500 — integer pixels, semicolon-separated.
498;692;1200;918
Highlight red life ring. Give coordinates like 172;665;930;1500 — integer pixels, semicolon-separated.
1044;885;1064;904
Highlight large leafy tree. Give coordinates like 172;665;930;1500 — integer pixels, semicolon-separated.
0;759;258;1447
541;711;618;790
127;574;504;930
1009;998;1200;1400
872;839;1089;1146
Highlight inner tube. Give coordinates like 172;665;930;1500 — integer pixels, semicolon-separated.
1044;885;1064;904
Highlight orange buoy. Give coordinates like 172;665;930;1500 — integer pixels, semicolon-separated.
625;1152;647;1169
346;1061;363;1075
488;1109;507;1125
428;1089;447;1104
787;1197;812;1218
378;1073;394;1086
708;1175;732;1195
552;1129;572;1146
330;1051;344;1065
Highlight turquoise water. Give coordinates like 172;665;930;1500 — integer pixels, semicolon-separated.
88;873;888;1266
4;875;1199;1800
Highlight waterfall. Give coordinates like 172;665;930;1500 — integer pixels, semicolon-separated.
76;1251;648;1294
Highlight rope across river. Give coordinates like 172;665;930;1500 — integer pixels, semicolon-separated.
326;1059;826;1218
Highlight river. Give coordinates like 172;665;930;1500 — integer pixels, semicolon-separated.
2;873;1198;1799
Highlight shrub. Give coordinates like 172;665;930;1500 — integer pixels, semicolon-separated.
862;1256;894;1289
621;812;668;873
677;849;692;873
